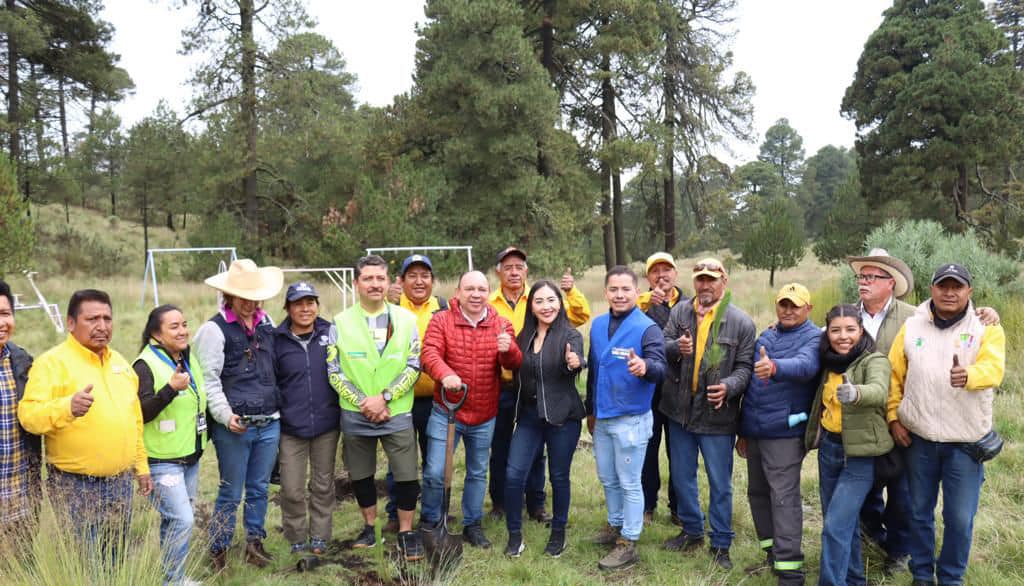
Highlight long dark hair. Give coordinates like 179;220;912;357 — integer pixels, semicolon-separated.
518;280;571;350
140;304;184;351
819;303;876;372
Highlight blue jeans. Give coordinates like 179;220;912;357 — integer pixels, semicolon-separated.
859;468;911;558
667;421;736;549
905;434;984;585
421;407;495;527
504;404;581;533
47;467;133;566
490;391;546;512
209;419;280;553
594;411;652;541
149;461;200;584
818;434;873;586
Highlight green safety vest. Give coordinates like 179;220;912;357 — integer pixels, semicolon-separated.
334;303;416;415
137;345;207;460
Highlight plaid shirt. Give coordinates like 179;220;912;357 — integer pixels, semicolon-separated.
0;345;30;523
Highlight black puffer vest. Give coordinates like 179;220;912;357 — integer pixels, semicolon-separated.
211;313;278;415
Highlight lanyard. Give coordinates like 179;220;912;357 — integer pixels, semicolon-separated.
150;345;199;397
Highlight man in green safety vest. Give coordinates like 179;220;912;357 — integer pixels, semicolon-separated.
326;254;423;562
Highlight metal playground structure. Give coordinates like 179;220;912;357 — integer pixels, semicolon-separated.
140;247;238;306
12;271;64;333
365;245;474;271
279;267;356;310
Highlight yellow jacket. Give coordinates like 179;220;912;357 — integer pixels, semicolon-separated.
18;335;148;476
400;293;445;398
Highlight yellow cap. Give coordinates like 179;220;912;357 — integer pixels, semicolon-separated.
776;283;811;307
645;252;676;275
692;258;726;279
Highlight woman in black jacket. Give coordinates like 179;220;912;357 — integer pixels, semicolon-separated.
503;280;586;559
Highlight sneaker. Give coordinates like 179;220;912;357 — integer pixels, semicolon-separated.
543;528;566;557
310;538;327;555
398;530;425;562
504;532;525;558
663;530;703;552
598;537;638;571
211;549;227;572
352;524;378;549
743;550;774;575
463;524;491;549
290;542;308;554
383;518;400;535
245;539;273;567
710;547;732;570
884;554;910;575
591;524;622;546
528;507;553;524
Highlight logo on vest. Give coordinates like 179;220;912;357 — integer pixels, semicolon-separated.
914;337;924;348
347;351;368;359
611;347;632;360
319;335;329;346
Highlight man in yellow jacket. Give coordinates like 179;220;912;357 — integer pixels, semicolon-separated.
885;264;1005;586
18;289;151;553
487;246;591;521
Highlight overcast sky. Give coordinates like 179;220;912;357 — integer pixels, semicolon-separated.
101;0;891;165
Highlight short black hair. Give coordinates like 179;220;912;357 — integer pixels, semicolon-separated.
67;289;112;319
0;280;13;310
605;265;637;286
355;254;388;279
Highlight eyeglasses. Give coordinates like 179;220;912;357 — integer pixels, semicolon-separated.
693;263;723;273
855;274;893;284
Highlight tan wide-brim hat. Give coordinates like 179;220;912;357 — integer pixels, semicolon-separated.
204;259;284;301
847;248;914;299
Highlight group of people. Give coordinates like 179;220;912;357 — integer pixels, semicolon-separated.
0;244;1006;586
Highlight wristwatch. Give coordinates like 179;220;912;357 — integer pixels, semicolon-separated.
382;390;393;402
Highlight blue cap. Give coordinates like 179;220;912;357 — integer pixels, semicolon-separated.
285;281;319;302
400;254;433;276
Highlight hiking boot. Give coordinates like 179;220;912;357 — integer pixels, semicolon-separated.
744;550;774;575
245;539;273;567
463;524;491;549
310;538;327;555
504;532;525;558
528;507;553;524
211;549;228;572
383;518;400;534
398;530;424;562
663;530;703;552
710;547;732;570
591;523;622;546
352;524;378;549
598;537;638;571
544;528;566;557
884;554;910;575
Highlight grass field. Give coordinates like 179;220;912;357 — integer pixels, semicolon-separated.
2;206;1022;584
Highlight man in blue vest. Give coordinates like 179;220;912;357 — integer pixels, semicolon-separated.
585;265;666;571
327;255;423;562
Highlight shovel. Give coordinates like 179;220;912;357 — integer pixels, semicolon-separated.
421;383;468;566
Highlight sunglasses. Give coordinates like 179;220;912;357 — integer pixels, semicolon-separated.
693;263;723;273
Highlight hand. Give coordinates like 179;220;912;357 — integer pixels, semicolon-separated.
677;329;693;356
441;375;463;391
626;348;646;377
70;384;94;417
168;364;191;392
560;268;574;292
497;331;512;353
950;355;967;388
889;420;912;447
137;474;153;497
587;415;596;436
360;394;388;422
706;383;727;409
754;346;774;381
735;437;747;459
387;277;402;304
836;375;859;404
649;286;667;306
564;343;581;370
228;414;248;434
976;306;1000;326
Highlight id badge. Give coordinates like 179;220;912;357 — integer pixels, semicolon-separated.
196;413;208;434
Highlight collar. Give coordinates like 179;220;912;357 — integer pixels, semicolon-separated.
693;297;721;319
223;306;267;335
65;334;112;363
930;300;970;330
0;345;9;360
460;306;488;326
859;295;893;318
401;293;437;312
490;286;526;309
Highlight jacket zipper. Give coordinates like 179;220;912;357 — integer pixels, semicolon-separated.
539;335;549;423
302;332;313;433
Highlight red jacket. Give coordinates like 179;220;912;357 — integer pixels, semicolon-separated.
422;298;522;426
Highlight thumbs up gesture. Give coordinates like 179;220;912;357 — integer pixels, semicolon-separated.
386;276;402;304
754;346;774;381
71;384;95;417
649;285;667;306
169;362;191;391
626;348;646;377
836;374;859;404
560;267;575;292
950;354;967;388
497;330;512;353
565;343;581;370
677;328;694;356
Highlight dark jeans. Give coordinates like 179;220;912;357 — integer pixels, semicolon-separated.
818;433;873;586
642;407;676;514
504;404;581;533
490;391;545;512
47;467;134;566
386;396;433;520
859;471;911;558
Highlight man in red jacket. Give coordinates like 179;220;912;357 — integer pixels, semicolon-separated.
420;270;522;549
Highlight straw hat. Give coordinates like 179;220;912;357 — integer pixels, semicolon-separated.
204;259;284;301
847;248;914;299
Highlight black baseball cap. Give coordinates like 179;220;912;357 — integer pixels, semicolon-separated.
285;281;319;302
931;263;972;286
496;246;527;265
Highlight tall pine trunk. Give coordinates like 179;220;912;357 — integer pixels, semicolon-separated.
662;45;677;252
240;0;259;251
7;0;20;186
58;77;69;158
600;48;616;270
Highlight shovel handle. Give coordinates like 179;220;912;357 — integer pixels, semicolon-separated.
441;384;468;414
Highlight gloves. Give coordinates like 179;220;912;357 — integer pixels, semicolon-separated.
836;374;859;405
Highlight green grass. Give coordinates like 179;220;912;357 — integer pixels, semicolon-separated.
3;210;1022;584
